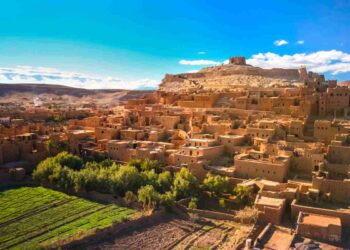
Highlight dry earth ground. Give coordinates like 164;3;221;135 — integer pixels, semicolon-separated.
81;213;252;250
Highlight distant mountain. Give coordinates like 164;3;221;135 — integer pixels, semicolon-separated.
338;80;350;87
0;83;153;105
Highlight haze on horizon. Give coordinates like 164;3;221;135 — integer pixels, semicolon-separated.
0;0;350;90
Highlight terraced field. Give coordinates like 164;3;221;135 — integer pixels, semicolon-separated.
0;186;139;250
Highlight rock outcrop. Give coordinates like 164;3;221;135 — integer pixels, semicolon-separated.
160;57;307;93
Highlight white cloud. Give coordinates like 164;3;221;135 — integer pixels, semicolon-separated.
0;66;159;90
198;51;206;55
297;40;304;45
179;59;220;66
246;50;350;75
274;39;289;46
186;70;199;73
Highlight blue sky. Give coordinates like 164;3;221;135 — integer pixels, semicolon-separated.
0;0;349;89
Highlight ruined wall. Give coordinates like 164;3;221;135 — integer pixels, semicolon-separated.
291;200;350;226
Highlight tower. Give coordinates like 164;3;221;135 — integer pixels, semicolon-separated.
229;56;246;65
298;66;308;82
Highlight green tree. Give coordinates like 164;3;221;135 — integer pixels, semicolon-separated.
32;158;61;185
234;185;254;206
72;171;86;192
53;166;75;191
100;159;114;168
47;139;56;156
157;171;173;193
84;161;101;170
47;140;69;156
141;159;161;172
95;167;114;193
124;191;137;205
58;141;68;152
142;169;159;188
202;173;231;196
52;114;64;123
54;152;83;170
172;168;198;199
160;191;176;209
128;159;142;170
112;165;143;195
137;185;160;211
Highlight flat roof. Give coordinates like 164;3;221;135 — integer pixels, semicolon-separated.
259;179;280;187
301;213;341;227
68;129;94;134
189;138;216;142
219;134;244;138
256;196;285;208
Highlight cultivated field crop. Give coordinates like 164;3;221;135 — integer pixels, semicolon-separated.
0;186;138;249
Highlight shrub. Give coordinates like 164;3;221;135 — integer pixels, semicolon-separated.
188;197;198;209
235;207;260;224
234;185;254;206
124;191;137;205
219;198;226;208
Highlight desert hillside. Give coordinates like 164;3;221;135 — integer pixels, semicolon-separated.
0;83;153;106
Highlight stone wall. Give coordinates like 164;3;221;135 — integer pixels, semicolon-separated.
291;199;350;226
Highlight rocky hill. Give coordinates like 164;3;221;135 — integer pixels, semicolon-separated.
338;80;350;87
0;83;152;106
159;57;304;92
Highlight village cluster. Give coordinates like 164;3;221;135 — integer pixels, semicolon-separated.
1;57;350;247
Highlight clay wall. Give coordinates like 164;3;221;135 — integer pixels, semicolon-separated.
313;120;338;143
312;177;350;203
234;156;290;182
202;123;231;136
291;200;350;226
95;127;120;141
327;143;350;164
120;130;145;140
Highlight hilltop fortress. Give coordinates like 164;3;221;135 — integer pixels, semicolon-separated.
158;56;343;119
160;56;304;92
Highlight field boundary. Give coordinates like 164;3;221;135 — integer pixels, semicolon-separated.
51;209;166;249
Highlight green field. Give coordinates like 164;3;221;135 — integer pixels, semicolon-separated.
0;186;139;250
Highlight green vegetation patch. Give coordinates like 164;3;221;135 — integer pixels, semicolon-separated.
0;186;138;250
